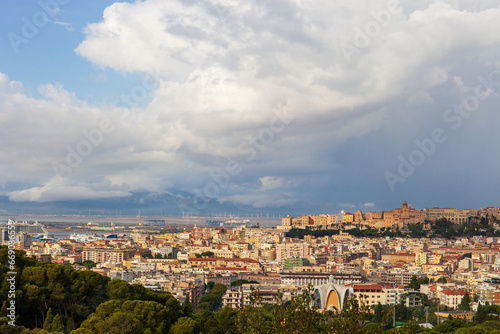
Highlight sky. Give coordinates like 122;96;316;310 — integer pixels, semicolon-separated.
1;0;500;216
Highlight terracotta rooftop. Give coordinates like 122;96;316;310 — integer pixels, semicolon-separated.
353;284;383;291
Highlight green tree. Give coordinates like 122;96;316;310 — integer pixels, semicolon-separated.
43;308;54;331
170;317;197;334
418;276;430;287
328;294;375;334
437;277;447;283
460;292;471;310
198;311;220;334
473;305;500;323
373;303;389;324
76;299;180;334
195;302;213;314
66;316;75;333
207;281;215;290
408;224;426;238
237;284;377;334
201;251;215;258
408;276;420;290
200;284;227;311
81;260;97;269
237;286;274;333
215;306;238;334
271;285;327;333
433;318;467;332
182;296;193;318
0;245;183;331
0;317;34;334
95;312;141;334
51;314;65;333
231;280;260;287
108;279;135;301
397;318;421;334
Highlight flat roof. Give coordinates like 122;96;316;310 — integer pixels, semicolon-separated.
435;310;475;315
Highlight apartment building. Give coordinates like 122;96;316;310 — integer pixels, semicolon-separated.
380;271;425;286
276;242;310;263
283;257;309;270
353;284;403;306
82;247;136;264
205;273;238;287
222;285;295;309
192;227;212;240
440;289;466;309
188;257;262;271
381;252;416;265
223;288;244;309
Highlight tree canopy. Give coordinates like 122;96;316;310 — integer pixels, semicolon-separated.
4;245;500;334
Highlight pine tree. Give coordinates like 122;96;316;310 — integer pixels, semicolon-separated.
460;292;471;310
51;314;64;333
43;308;53;331
66;316;75;333
182;294;193;317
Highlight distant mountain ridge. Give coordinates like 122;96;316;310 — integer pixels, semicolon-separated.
0;191;287;216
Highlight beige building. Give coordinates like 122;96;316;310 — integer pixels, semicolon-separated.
276;242;310;263
415;252;429;266
424;207;470;224
381;252;416;265
383;201;426;229
281;214;339;229
188;257;262;271
353;284;403;306
82;247;136;264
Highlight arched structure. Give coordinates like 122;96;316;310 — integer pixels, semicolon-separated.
313;275;353;311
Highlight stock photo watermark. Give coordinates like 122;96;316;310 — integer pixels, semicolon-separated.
385;70;500;192
6;219;18;326
177;110;295;214
7;0;71;54
51;71;162;177
340;0;402;64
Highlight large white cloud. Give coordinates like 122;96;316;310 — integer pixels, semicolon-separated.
74;0;500;144
3;0;500;209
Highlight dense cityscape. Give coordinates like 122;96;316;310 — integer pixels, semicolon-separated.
2;202;500;332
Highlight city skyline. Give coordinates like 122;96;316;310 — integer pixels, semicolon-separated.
1;1;500;216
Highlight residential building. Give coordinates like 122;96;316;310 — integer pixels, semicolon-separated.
82;247;136;264
353;284;403;306
276;242;310;263
440;289;466;309
283;257;309;270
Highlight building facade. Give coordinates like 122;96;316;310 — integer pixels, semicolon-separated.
280;271;363;286
82;247;136;264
